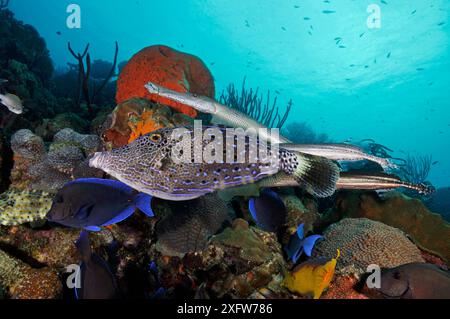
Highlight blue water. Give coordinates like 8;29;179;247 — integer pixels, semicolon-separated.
9;0;450;187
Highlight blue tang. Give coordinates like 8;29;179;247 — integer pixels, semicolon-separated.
248;188;287;234
46;178;153;231
74;230;119;299
285;223;323;263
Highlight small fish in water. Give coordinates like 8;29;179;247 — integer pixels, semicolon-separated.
0;79;7;84
283;249;340;299
249;189;286;234
56;31;61;36
308;31;313;36
368;263;450;299
0;92;24;114
46;178;154;231
411;10;416;15
281;26;286;31
89;127;340;201
294;5;300;9
304;17;311;20
386;51;391;58
322;10;336;14
359;32;365;38
432;161;439;165
339;45;346;49
381;0;388;5
416;67;425;71
437;22;445;26
285;223;323;263
245;20;250;27
74;231;119;299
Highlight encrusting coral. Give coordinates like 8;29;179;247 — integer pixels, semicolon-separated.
332;191;450;263
0;249;62;299
102;98;193;148
10;128;103;192
312;218;425;275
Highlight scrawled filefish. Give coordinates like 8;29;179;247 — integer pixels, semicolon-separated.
144;82;395;168
89;126;340;200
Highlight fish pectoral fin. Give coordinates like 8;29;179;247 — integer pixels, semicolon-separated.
135;193;154;217
101;206;135;227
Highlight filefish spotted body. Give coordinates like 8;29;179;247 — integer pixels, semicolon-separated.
46;178;153;231
89;127;340;201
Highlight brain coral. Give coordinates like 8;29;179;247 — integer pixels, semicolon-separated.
11;129;45;161
313;218;424;275
116;45;215;118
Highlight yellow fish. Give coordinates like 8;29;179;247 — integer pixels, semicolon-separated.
282;249;340;299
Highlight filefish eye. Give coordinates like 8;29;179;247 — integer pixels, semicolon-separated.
150;133;162;143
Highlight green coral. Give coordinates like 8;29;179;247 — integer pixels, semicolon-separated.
0;189;53;226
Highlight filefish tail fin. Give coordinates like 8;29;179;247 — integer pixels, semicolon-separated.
135;193;154;218
75;230;92;262
283;151;340;198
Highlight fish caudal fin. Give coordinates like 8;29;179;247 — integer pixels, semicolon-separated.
281;151;340;198
135;193;154;218
75;230;92;262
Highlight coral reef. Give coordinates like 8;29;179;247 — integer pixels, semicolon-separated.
0;9;62;129
35;112;89;141
152;219;286;299
67;42;118;114
0;249;62;299
219;77;292;128
313;218;425;275
102;98;193;148
425;187;450;222
154;194;234;257
331;191;450;263
116;45;215;118
10;128;103;192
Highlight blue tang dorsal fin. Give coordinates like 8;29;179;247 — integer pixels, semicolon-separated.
65;178;134;194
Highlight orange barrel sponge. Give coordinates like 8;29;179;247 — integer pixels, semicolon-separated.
116;45;215;118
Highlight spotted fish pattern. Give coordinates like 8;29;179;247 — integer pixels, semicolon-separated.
90;126;340;200
0;189;53;226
